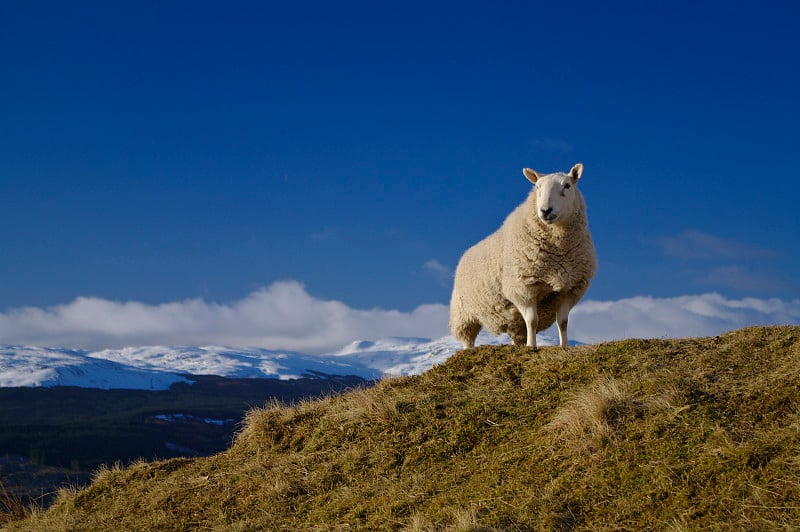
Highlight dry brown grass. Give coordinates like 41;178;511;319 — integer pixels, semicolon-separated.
0;481;32;526
6;326;800;530
546;377;685;452
547;378;633;441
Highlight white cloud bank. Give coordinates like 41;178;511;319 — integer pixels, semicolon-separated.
570;293;800;343
0;282;798;353
0;282;448;354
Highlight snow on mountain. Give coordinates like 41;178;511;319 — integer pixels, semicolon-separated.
0;345;190;390
89;345;383;381
0;332;559;390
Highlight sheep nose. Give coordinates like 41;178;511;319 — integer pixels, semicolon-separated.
540;207;553;217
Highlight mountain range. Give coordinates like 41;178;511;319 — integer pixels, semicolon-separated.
0;332;559;389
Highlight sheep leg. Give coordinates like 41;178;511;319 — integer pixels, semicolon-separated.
449;292;481;349
455;320;481;349
508;324;527;346
518;304;539;349
507;309;527;346
450;316;481;349
555;296;578;348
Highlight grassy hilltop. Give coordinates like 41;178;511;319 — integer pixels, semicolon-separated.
5;326;800;530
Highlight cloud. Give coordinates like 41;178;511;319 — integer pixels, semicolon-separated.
0;282;449;354
310;226;340;241
699;266;785;293
0;284;797;353
655;230;785;294
658;229;776;261
423;259;453;286
569;293;800;344
528;137;573;154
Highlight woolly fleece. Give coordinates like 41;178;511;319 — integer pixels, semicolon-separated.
449;164;596;348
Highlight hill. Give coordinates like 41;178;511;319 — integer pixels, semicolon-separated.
0;373;371;511
5;326;800;530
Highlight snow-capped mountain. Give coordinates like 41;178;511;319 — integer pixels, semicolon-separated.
90;345;383;382
0;332;559;390
0;345;191;390
330;331;526;376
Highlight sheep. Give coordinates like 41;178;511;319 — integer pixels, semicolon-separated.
449;163;596;349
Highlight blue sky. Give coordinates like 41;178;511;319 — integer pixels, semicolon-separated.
1;2;799;349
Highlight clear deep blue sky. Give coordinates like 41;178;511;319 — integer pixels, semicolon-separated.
2;1;799;313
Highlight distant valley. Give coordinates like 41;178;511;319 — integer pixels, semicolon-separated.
0;373;369;503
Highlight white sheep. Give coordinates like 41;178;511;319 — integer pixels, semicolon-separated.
449;163;596;349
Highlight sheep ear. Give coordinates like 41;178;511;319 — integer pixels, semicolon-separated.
523;168;540;184
569;163;584;183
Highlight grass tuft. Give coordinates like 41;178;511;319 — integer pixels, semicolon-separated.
547;377;634;443
0;480;43;526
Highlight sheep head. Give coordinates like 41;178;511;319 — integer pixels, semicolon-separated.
522;163;584;225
